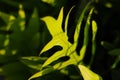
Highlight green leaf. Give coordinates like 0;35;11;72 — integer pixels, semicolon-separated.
31;4;98;79
10;5;26;32
92;20;98;54
41;36;79;69
9;5;32;50
101;41;113;50
0;35;6;48
41;7;63;37
109;49;120;56
30;33;41;50
40;32;80;68
28;67;54;80
0;12;15;24
9;17;24;49
40;7;73;68
79;8;94;61
26;8;40;37
40;6;75;55
41;38;69;68
89;20;98;67
20;56;47;70
65;6;75;35
78;65;102;80
40;32;68;54
74;1;92;43
53;51;79;69
92;20;97;34
5;73;29;80
0;49;17;63
0;62;27;76
0;0;20;7
111;55;120;69
42;0;55;6
54;43;80;69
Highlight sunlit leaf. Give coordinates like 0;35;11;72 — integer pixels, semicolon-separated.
53;51;79;69
42;0;55;6
78;65;102;80
37;4;97;80
40;33;68;54
41;35;79;68
40;32;79;69
40;7;74;68
65;6;75;35
41;7;63;37
28;67;54;80
41;39;69;68
92;20;97;34
43;39;79;69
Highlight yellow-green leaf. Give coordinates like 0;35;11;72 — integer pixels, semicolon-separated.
41;7;63;36
65;6;75;35
42;0;55;6
92;20;97;34
78;65;102;80
40;33;68;54
40;7;79;70
53;51;79;69
40;7;71;68
28;67;54;80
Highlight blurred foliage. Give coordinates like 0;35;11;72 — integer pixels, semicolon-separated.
0;0;120;80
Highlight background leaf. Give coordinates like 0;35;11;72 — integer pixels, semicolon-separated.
109;49;120;56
